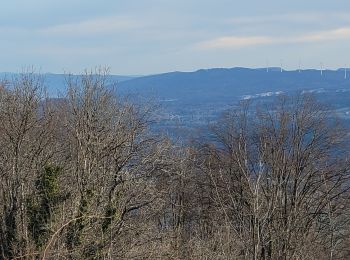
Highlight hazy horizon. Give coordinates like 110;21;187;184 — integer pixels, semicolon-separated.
1;0;350;74
0;66;349;77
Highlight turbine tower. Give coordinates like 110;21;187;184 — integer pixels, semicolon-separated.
280;59;283;72
345;65;347;79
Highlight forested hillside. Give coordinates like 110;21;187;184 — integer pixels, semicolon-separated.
0;70;349;259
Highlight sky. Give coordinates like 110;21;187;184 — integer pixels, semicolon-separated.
1;0;350;75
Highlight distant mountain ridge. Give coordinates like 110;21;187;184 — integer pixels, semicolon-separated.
1;67;349;99
118;67;350;102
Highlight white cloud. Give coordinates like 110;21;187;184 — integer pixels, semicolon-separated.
197;36;273;49
32;45;107;56
226;12;350;26
196;26;350;50
40;16;142;35
295;27;350;42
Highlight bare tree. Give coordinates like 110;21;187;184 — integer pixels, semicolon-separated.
197;95;350;259
39;68;171;259
0;70;57;259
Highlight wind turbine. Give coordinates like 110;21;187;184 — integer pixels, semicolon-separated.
266;59;269;73
298;59;301;73
345;65;347;79
320;62;324;76
280;59;283;72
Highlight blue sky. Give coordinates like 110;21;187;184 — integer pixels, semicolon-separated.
1;0;350;74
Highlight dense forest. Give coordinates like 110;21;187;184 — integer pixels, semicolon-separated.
0;69;349;260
